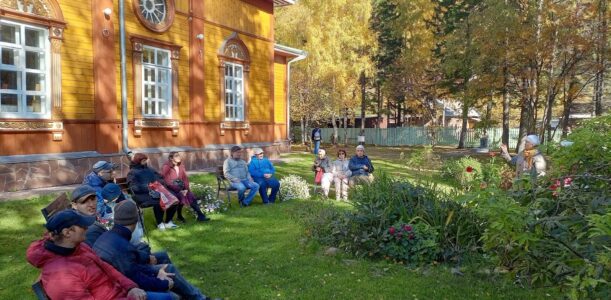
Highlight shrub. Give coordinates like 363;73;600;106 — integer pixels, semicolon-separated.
440;156;482;188
190;183;227;213
381;222;439;264
279;175;310;201
404;145;441;170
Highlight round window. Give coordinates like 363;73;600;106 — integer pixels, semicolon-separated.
133;0;175;32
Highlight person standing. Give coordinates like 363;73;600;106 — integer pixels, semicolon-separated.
311;127;322;155
500;134;547;178
223;146;260;206
332;149;351;201
248;148;280;204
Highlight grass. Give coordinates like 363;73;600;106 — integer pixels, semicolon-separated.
0;147;559;299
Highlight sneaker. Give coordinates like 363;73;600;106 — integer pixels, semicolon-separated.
157;223;166;231
165;221;179;229
197;215;211;222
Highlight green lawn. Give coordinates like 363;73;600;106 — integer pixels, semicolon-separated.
0;147;559;299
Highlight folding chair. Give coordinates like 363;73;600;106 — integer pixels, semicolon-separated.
216;166;250;207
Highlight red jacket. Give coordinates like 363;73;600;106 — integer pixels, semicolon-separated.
26;238;138;300
161;161;190;192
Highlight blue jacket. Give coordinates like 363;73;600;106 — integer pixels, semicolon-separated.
83;172;112;219
93;225;170;292
248;156;275;180
348;155;374;177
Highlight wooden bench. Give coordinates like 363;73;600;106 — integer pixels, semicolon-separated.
114;177;130;193
40;193;71;221
216;166;250;207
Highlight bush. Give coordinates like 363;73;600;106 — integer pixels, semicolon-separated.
381;222;439;264
304;173;482;264
190;183;227;213
441;156;482;188
278;175;310;201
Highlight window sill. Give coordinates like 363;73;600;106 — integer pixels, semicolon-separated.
0;120;64;140
134;119;179;136
220;121;250;136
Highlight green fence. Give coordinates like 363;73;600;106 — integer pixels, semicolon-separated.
294;127;559;149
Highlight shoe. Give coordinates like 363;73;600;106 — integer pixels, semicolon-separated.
176;216;187;223
164;221;179;229
157;223;166;231
197;215;211;222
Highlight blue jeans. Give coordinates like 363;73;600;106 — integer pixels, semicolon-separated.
151;264;207;300
230;180;260;206
254;177;280;203
146;291;174;300
313;140;320;155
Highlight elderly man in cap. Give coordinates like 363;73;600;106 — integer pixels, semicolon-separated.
248;148;280;204
501;134;547;178
348;145;375;186
94;200;212;300
223;145;260;206
83;160;118;220
26;210;171;300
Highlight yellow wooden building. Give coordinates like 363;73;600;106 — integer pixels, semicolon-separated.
0;0;305;192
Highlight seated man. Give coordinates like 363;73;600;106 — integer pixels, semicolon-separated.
223;145;260;206
348;145;375;186
26;210;171;300
69;185;170;266
83;160;118;220
94;200;212;300
248;148;280;204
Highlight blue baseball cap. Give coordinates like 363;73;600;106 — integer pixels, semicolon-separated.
92;161;117;172
45;210;95;233
71;185;97;203
102;183;123;201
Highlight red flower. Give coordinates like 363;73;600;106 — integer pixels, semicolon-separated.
408;234;415;240
466;166;473;173
403;225;412;232
389;227;396;235
564;177;573;186
396;232;403;239
488;152;497;157
550;184;558;191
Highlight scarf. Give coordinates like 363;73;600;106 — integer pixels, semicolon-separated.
518;149;538;177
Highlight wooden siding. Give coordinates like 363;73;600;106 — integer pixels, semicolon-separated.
203;23;273;122
274;56;287;123
112;0;191;121
203;0;273;40
58;1;94;119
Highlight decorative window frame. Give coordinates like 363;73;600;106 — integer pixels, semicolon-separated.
0;0;66;140
130;35;181;136
132;0;175;33
218;32;250;136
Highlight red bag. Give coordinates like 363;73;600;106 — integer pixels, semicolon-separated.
314;169;324;184
148;181;179;211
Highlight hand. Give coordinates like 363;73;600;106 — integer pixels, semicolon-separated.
127;288;147;300
264;174;272;179
316;167;322;172
157;264;175;281
500;144;508;153
363;165;368;171
166;277;174;290
149;255;157;265
181;190;188;196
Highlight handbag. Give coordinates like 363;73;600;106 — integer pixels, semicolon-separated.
314;169;324;184
148;181;179;211
173;179;185;190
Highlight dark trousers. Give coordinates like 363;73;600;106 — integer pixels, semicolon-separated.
151;263;207;300
153;204;178;225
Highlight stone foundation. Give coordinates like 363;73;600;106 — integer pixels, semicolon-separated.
0;142;290;193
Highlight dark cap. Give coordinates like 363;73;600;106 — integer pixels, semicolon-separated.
46;210;95;233
71;185;97;203
113;200;139;226
93;161;116;172
102;183;122;201
230;145;242;153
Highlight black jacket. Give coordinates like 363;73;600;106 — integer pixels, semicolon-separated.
127;163;164;207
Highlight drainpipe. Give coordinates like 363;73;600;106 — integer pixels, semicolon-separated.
119;0;130;153
286;53;306;142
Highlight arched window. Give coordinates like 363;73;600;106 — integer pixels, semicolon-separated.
0;0;65;121
218;33;250;131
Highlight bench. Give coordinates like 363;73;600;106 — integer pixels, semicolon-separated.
114;177;130;192
32;279;49;300
216;166;250;207
41;193;70;221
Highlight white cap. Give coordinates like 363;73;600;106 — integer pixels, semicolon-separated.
525;135;540;146
356;145;365;151
253;148;264;155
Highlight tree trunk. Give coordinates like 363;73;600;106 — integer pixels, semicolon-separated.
343;109;348;146
457;98;469;149
502;0;510;146
376;80;382;128
360;71;367;135
518;78;530;152
397;99;402;127
331;114;338;145
540;23;558;145
593;0;607;116
300;116;306;145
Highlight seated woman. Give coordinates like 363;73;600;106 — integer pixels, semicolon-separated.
161;152;210;222
127;153;179;231
313;149;334;197
332;149;351;201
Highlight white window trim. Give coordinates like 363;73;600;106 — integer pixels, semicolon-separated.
141;45;172;119
0;20;51;119
224;61;244;122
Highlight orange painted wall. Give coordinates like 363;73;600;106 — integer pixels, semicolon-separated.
274;56;287;124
